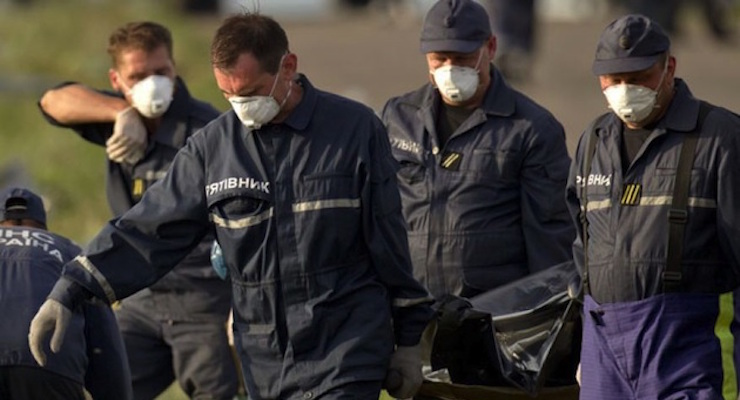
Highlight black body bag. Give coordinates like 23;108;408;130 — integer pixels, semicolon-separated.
430;261;582;396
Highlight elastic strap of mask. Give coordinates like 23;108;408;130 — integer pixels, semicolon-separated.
279;80;293;109
267;52;289;97
116;72;132;95
653;55;670;106
473;46;486;72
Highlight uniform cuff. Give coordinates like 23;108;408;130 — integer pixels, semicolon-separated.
48;277;93;310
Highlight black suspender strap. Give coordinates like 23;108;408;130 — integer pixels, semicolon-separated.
580;116;604;296
663;101;712;292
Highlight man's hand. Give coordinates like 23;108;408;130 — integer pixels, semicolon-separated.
106;107;147;164
384;344;423;399
28;299;72;366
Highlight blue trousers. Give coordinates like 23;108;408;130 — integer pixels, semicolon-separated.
580;292;740;400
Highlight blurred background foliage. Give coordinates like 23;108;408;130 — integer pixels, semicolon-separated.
1;4;224;396
0;0;228;244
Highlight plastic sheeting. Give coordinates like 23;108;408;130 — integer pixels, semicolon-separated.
430;261;581;396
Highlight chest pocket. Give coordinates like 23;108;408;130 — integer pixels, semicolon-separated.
650;162;708;198
208;189;273;230
397;160;426;184
468;148;520;184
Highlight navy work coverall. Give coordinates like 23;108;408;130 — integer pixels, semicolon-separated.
48;75;435;400
382;67;574;299
566;79;740;399
39;77;237;399
0;226;131;400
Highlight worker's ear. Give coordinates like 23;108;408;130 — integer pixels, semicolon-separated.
109;68;124;93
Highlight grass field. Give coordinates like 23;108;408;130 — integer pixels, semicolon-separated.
0;0;227;244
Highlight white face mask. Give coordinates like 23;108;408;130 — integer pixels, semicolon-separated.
603;61;668;125
431;50;484;104
120;75;174;119
229;56;291;129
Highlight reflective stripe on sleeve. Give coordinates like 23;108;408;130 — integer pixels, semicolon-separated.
246;324;273;335
210;208;274;229
74;255;117;304
393;295;435;308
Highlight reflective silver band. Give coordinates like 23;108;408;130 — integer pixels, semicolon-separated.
144;170;168;181
586;199;612;212
246;324;273;335
587;196;717;211
74;255;117;304
393;295;435;308
292;198;360;213
210;208;274;229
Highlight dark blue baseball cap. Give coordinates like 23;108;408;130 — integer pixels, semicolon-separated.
0;187;47;226
592;14;670;75
420;0;492;54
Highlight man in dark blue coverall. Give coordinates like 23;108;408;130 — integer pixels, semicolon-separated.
382;1;576;398
568;14;740;399
0;187;132;400
383;0;574;301
37;21;237;400
29;12;435;400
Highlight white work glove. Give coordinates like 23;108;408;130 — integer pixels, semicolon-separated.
576;362;581;386
384;344;423;399
106;107;147;164
28;299;72;366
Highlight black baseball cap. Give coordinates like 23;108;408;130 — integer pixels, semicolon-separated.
420;0;492;54
0;187;47;226
592;14;670;75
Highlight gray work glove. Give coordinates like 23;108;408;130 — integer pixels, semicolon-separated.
106;107;147;164
384;344;423;399
28;299;72;366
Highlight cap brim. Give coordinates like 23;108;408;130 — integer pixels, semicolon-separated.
592;54;661;75
420;39;483;54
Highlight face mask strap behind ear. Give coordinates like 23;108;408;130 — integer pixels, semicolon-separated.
267;53;289;98
472;47;485;72
279;80;293;109
116;72;132;95
652;57;670;107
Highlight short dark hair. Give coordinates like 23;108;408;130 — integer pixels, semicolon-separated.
210;12;289;74
107;21;174;67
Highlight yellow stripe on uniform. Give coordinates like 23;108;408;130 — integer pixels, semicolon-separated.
715;292;737;400
132;179;144;197
442;153;459;168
